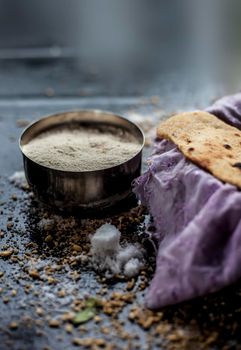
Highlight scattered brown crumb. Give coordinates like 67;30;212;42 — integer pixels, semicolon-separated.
103;292;135;317
65;323;73;333
47;277;57;284
94;315;102;323
45;235;53;243
28;269;40;280
61;312;75;322
48;319;60;328
0;250;13;258
57;289;66;298
100;326;110;335
126;278;135;291
11;289;17;297
72;244;82;252
6;222;14;229
11;194;17;201
9;322;18;330
36;307;44;316
205;332;218;345
128;307;162;330
72;337;106;347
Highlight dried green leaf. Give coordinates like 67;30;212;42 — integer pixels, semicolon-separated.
73;308;95;325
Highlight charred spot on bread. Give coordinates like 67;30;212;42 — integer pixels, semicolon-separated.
223;144;232;150
232;162;241;169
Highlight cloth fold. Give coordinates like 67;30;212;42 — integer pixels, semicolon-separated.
133;92;241;309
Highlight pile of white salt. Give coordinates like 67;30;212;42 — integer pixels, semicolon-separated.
22;125;141;171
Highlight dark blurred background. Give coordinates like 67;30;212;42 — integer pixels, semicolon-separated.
0;0;240;104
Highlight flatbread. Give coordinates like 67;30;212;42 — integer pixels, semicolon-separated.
157;111;241;189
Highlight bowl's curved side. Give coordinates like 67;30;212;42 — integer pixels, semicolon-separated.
19;110;144;212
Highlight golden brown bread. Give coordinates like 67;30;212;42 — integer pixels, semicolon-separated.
157;111;241;189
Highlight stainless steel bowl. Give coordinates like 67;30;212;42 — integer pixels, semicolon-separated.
19;110;144;212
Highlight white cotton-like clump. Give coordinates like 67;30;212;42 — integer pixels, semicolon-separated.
91;223;120;257
97;256;121;276
124;258;143;278
90;223;144;278
116;245;142;266
9;171;26;187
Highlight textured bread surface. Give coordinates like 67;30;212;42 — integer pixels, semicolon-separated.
157;111;241;189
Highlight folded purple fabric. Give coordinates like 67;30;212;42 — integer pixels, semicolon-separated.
133;92;241;309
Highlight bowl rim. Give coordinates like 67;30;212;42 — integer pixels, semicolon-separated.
19;109;145;174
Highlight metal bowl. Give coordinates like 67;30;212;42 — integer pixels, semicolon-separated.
19;110;144;212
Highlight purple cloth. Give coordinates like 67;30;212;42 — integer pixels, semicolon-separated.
133;92;241;309
206;93;241;129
